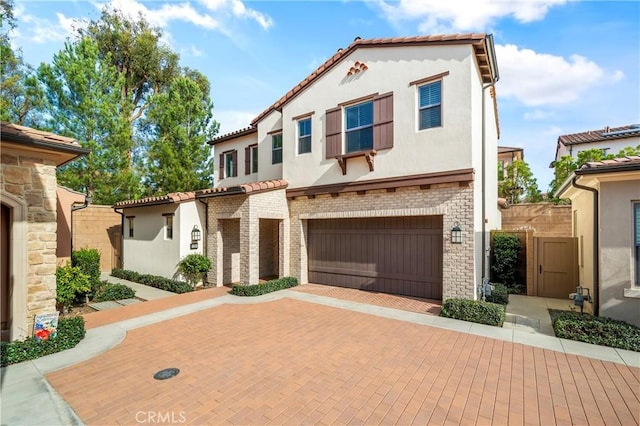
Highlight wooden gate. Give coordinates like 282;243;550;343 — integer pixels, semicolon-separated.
534;237;578;299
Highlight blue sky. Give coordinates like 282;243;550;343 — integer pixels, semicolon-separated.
10;0;640;191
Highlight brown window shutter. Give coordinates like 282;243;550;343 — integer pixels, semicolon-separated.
373;92;393;150
325;106;342;159
245;146;251;175
232;150;238;177
219;153;224;180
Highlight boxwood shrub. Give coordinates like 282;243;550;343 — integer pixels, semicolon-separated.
94;283;136;302
111;268;193;294
440;298;505;327
231;277;298;296
485;283;509;305
0;316;86;367
550;309;640;352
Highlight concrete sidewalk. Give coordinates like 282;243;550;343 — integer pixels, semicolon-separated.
1;286;638;425
100;272;175;301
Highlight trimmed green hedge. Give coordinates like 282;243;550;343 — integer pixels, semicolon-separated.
72;248;101;287
550;309;640;352
231;277;298;296
440;298;505;327
486;283;509;305
111;268;193;294
0;316;86;367
94;283;136;302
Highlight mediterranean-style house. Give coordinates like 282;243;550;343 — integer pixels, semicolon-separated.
113;193;206;280
202;33;501;300
1;122;88;341
554;124;640;163
556;155;640;327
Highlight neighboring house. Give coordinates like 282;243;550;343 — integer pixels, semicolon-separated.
56;185;87;265
554;124;640;163
1;122;88;341
201;33;501;300
556;155;640;327
498;146;523;179
113;193;206;280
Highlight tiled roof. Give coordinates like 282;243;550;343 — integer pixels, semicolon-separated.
558;124;640;146
1;121;89;154
498;146;523;153
251;33;494;127
197;179;288;198
208;126;257;146
113;192;196;208
577;155;640;173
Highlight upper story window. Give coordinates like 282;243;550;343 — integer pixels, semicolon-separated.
345;101;373;153
245;144;258;175
164;214;174;240
272;133;283;164
635;203;640;286
219;150;237;179
418;80;442;130
298;118;312;154
127;216;134;238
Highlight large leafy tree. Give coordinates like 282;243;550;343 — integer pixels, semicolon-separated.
37;37;140;204
143;71;218;193
0;0;44;125
549;145;640;200
499;159;542;204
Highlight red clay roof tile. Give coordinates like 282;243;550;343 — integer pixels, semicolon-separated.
558;124;640;146
196;179;288;198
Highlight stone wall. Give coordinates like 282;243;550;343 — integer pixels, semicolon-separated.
1;152;58;335
73;205;122;271
288;183;476;300
501;203;572;237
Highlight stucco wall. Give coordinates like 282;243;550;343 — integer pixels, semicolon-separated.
599;180;640;326
73;205;121;271
501;203;572;237
55;186;84;263
1;152;58;339
556;136;639;161
288;183;476;299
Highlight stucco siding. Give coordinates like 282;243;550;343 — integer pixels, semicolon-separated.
599;180;640;326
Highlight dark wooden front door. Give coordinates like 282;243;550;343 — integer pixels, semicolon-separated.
1;203;10;333
308;216;443;299
535;237;578;299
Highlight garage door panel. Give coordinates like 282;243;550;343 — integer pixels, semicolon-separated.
308;217;443;299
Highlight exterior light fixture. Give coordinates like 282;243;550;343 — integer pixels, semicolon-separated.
451;222;462;244
191;225;201;242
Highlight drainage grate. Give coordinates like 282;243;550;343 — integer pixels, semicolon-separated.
153;368;180;380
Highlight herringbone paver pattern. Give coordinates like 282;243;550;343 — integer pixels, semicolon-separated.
293;283;442;316
47;298;640;426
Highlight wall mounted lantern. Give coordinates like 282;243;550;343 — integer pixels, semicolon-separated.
191;225;201;242
451;222;462;244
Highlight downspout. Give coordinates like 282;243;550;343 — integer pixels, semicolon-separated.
113;207;124;269
570;176;599;316
481;33;500;294
70;195;91;256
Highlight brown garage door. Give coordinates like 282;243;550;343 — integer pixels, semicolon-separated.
308;216;443;299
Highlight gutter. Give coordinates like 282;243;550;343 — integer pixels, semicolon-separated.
70;195;91;256
570;176;599;316
3;134;90;158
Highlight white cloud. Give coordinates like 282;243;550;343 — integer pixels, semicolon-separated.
376;0;567;33
214;109;258;135
199;0;273;30
496;44;623;106
99;0;220;30
543;125;563;136
14;6;82;44
523;110;553;121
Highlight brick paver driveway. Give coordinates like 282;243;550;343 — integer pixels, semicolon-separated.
47;298;639;425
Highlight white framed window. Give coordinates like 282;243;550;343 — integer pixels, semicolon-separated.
418;80;442;130
345;101;373;153
298;118;311;154
224;151;236;178
251;145;258;173
272;133;283;164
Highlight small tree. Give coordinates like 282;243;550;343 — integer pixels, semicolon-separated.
491;233;522;291
177;254;212;288
498;159;542;204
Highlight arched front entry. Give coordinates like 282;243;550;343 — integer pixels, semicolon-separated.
1;191;28;341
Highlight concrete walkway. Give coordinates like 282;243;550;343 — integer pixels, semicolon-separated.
1;284;638;425
505;294;576;336
100;272;175;301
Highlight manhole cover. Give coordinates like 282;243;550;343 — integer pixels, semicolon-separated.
153;368;180;380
